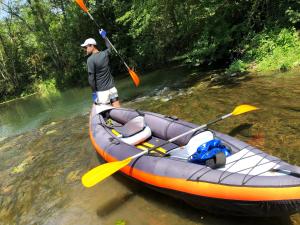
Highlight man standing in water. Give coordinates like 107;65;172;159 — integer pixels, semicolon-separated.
81;29;120;107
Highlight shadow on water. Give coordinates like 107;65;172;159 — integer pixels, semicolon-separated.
228;123;254;137
96;190;135;218
102;172;296;225
280;106;300;112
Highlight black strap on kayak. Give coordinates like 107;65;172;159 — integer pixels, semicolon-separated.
108;137;120;145
136;109;145;117
270;167;300;178
98;116;122;146
97;111;122;129
164;115;178;120
204;152;226;169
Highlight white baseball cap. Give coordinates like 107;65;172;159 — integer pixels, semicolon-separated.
81;38;97;47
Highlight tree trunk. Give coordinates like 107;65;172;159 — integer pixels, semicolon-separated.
27;0;66;73
0;28;20;88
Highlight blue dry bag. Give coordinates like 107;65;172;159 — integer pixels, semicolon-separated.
188;139;231;164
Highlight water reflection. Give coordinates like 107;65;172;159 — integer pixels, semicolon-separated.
0;88;91;138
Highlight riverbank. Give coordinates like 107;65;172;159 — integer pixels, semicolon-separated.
0;93;37;106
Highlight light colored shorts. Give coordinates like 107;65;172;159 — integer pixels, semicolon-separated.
96;87;119;104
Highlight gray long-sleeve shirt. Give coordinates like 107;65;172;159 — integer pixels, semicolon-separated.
87;39;114;92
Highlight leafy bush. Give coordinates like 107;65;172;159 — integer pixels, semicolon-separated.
226;60;247;74
115;219;126;225
182;37;218;66
33;78;60;98
244;28;300;71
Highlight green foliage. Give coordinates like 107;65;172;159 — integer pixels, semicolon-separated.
243;28;300;71
286;8;300;24
1;0;300;101
33;78;60;98
285;0;300;25
115;219;126;225
226;60;248;74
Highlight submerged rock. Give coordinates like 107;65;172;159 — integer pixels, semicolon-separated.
46;130;57;135
66;170;81;184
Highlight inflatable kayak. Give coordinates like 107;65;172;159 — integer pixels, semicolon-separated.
89;104;300;216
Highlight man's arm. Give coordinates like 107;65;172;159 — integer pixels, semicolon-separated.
99;29;112;54
104;37;112;53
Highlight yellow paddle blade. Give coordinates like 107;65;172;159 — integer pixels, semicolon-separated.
232;104;259;116
128;68;140;87
82;157;132;188
75;0;88;13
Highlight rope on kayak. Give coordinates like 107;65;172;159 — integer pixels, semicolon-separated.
188;148;284;185
187;166;211;182
219;157;283;185
241;159;284;185
190;149;254;182
241;153;271;185
222;150;262;173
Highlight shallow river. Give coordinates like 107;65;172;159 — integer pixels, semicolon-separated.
0;66;299;225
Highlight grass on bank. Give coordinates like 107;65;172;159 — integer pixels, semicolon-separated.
227;28;300;74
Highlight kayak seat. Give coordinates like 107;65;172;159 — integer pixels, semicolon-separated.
112;116;152;145
169;131;215;160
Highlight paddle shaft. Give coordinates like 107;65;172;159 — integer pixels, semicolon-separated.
130;113;232;160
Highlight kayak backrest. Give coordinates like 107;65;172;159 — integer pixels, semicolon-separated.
168;131;215;160
144;113;198;146
186;131;214;156
120;126;152;145
109;108;202;146
109;108;140;124
114;116;146;138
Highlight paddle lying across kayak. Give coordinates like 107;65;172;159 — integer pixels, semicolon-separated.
86;104;300;217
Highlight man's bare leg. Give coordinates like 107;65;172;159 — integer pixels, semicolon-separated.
112;100;120;108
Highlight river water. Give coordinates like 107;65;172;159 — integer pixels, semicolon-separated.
0;66;299;225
